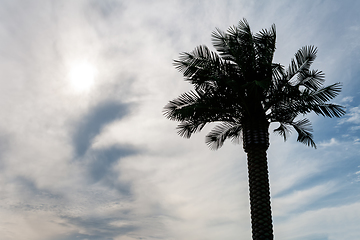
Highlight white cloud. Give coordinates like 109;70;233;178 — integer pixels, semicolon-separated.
275;202;360;240
273;182;337;217
0;0;360;239
350;126;360;132
319;138;339;147
345;106;360;124
341;96;354;103
339;106;360;130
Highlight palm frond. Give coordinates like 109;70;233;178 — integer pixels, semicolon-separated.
211;28;236;62
173;45;235;93
307;83;343;103
205;122;243;150
310;103;346;118
174;45;220;77
273;122;291;141
163;90;202;121
297;83;346;118
211;18;255;70
237;18;251;33
287;46;317;82
296;69;325;90
291;118;316;148
253;24;276;70
177;121;206;138
271;63;286;82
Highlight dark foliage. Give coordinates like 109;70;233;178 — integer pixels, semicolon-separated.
164;19;345;149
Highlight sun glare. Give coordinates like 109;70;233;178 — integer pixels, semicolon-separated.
68;62;97;93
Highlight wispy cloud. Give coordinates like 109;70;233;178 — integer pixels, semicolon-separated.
318;138;339;147
341;106;360;124
339;106;360;136
0;0;359;239
341;96;354;103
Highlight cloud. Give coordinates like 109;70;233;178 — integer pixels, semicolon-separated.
339;106;360;134
341;96;354;103
88;0;124;19
318;138;339;147
343;106;360;124
273;182;337;217
275;202;360;240
55;216;138;240
71;101;131;157
0;0;360;239
83;146;139;195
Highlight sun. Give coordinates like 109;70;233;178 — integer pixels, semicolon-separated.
68;62;97;93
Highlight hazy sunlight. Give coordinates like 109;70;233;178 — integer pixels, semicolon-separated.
68;61;97;93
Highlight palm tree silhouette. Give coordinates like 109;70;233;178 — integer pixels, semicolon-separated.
163;19;345;240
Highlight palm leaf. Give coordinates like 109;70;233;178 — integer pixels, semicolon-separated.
287;46;317;83
205;122;243;149
271;63;286;83
211;28;236;62
296;69;325;90
273;122;291;141
253;24;276;70
177;121;206;138
174;46;221;81
212;18;255;73
306;83;343;103
291;118;316;148
310;103;346;118
163;90;202;121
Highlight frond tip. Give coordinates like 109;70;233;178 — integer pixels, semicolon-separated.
177;121;206;138
273;123;291;141
292;119;316;148
205;122;242;150
163;90;201;121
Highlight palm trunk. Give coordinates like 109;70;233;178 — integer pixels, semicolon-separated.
243;120;273;240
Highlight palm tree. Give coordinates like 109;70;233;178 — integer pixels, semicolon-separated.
163;19;345;240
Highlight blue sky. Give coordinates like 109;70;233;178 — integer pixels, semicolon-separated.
0;0;359;239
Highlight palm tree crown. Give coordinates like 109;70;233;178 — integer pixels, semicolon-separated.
164;19;345;149
163;19;345;240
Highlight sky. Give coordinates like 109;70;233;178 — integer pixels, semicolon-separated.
0;0;359;239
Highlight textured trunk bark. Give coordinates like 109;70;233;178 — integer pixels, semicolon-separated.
243;120;273;240
246;145;273;240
